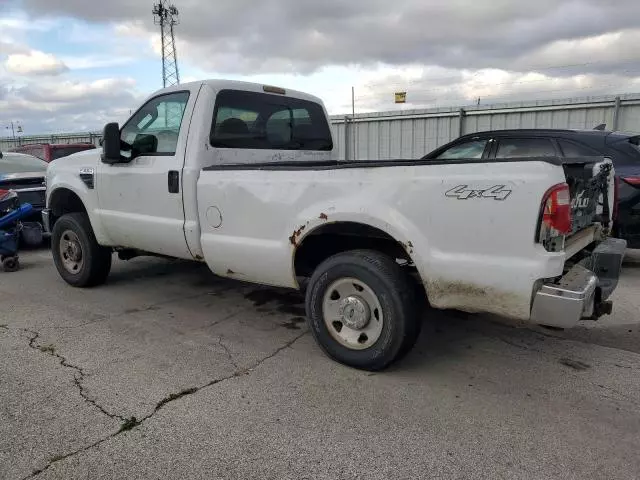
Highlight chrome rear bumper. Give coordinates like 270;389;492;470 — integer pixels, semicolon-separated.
531;237;627;328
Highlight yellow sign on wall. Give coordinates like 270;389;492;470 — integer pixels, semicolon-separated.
395;92;407;103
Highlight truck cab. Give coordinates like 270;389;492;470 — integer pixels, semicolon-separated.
50;81;334;261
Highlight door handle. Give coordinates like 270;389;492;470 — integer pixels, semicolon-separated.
168;171;179;193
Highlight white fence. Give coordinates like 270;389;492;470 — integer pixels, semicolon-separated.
3;93;640;159
0;132;101;152
330;93;640;160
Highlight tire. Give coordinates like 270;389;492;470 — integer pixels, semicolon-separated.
305;249;420;371
51;213;112;287
3;256;20;272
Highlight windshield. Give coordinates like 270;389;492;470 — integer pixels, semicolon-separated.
0;152;48;174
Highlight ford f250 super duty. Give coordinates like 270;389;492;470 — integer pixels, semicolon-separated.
42;80;626;370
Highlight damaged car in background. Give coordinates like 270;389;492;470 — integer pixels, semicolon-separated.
0;150;46;246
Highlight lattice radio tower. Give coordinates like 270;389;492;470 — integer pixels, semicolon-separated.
153;1;180;87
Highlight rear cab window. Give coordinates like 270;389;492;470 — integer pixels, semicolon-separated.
210;90;333;151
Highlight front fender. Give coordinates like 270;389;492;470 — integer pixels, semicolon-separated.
47;172;113;245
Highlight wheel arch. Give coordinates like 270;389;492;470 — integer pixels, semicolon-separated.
49;187;87;222
47;185;112;245
292;220;426;296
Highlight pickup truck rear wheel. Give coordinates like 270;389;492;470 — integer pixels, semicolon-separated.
305;250;420;371
51;213;112;287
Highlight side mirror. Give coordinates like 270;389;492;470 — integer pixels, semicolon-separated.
101;122;122;164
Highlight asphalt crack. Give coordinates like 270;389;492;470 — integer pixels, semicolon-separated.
217;335;239;369
54;288;231;330
23;330;308;479
139;330;307;423
23;329;126;422
495;336;542;352
25;430;123;479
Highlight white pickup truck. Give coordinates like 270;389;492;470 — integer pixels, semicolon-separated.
43;80;626;370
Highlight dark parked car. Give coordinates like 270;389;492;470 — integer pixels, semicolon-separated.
0;151;47;245
423;128;640;248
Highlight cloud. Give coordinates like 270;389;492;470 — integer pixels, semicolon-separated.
60;55;137;70
20;0;640;74
5;50;68;76
0;14;57;33
5;0;640;132
0;40;29;56
0;77;141;133
348;67;640;113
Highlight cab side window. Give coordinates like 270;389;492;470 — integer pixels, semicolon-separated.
120;91;190;158
434;139;488;160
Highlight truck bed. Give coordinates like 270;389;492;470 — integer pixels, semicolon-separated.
197;155;612;321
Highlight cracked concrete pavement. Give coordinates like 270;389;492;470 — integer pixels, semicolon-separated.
1;249;640;479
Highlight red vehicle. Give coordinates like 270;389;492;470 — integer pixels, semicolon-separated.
10;143;96;162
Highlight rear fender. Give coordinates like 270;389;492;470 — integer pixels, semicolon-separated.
289;202;430;285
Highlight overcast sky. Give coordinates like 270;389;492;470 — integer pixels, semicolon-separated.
1;0;640;135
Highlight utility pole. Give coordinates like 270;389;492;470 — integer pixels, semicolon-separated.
4;121;21;142
152;1;181;88
351;87;356;160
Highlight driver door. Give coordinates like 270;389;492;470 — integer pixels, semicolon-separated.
96;90;193;258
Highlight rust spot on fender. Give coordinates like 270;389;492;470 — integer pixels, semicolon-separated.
400;240;414;255
289;224;306;246
226;269;235;275
194;254;204;261
319;213;328;220
426;279;528;320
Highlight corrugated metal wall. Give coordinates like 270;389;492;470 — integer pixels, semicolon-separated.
330;93;640;160
3;93;640;157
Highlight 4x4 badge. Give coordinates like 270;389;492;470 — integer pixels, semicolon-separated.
445;185;512;201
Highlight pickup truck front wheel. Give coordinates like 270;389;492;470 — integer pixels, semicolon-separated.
51;213;112;287
305;250;420;371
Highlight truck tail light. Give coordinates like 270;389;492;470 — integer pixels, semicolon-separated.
542;183;572;234
537;183;572;250
621;175;640;186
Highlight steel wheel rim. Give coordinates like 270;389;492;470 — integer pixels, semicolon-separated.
322;277;384;350
59;230;84;274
